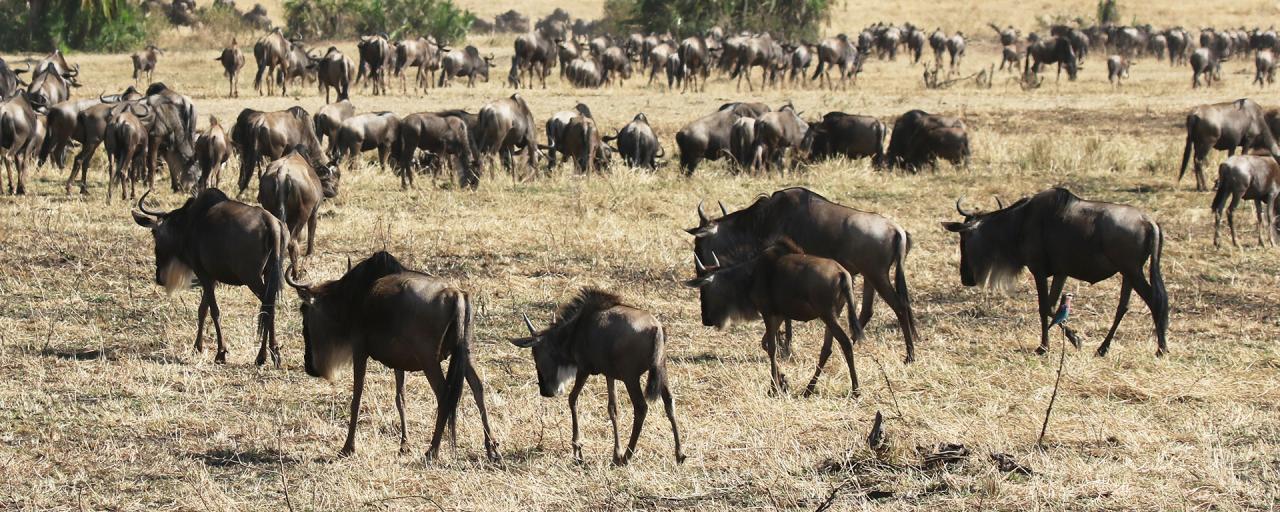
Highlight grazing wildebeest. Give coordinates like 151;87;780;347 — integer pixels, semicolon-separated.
687;188;920;363
314;100;355;149
132;189;288;366
943;189;1169;357
675;102;770;175
103;84;201;194
752;105;809;173
103;103;149;202
603;113;663;170
1190;47;1222;88
195;115;231;190
727;116;758;172
0;92;47;195
1211;154;1280;248
1255;50;1275;88
215;38;246;98
1107;55;1130;86
1024;35;1079;81
253;28;289;95
512;288;685;466
394;36;445;93
131;45;163;85
946;33;966;69
285;252;500;461
438;46;493;87
800;112;885;163
1179;99;1280;191
356;34;393;95
685;237;862;396
393;112;478;189
332;112;399;170
812;34;860;90
258;146;339;270
543;103;592;171
881;110;969;170
476;93;538;179
312;47;353;103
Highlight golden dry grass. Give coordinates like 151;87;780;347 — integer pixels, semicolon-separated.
4;8;1280;511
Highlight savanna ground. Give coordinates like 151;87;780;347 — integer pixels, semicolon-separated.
3;1;1280;510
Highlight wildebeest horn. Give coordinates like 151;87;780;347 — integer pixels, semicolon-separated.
955;197;975;217
346;256;352;271
522;314;537;336
284;265;311;291
718;201;728;217
710;251;721;268
994;195;1005;209
695;253;707;272
136;189;165;217
696;200;709;224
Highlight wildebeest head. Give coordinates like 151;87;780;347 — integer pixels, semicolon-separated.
511;289;624;397
683;199;770;327
131;189;201;293
286;252;404;379
940;196;1024;288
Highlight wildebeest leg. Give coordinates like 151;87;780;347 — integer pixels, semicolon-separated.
195;284;209;354
1033;274;1052;355
659;384;686;463
1227;193;1241;247
823;315;859;396
1097;280;1132;357
306;206;318;257
803;328;835;397
395;369;409;454
606;378;623;464
764;317;789;393
619;379;648;466
566;372;588;462
865;272;916;363
207;284;228;364
422;360;452;459
340;354;368;457
464;365;500;461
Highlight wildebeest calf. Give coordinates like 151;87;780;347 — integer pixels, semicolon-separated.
512;288;685;466
195;115;231;190
1211;154;1280;248
1107;55;1130;86
258;145;339;272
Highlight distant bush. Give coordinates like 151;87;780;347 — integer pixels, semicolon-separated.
602;0;830;40
1097;0;1120;25
284;0;474;43
1;0;151;52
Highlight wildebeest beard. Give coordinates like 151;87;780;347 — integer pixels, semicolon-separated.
160;259;194;295
302;251;406;379
963;206;1027;291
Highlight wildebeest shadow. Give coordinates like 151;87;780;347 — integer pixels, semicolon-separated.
194;447;299;468
41;347;114;361
670;352;761;365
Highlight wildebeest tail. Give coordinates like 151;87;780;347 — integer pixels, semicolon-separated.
1179;114;1196;182
1149;222;1169;337
1210;164;1232;213
257;217;287;362
440;292;473;426
811;58;825;81
839;270;865;342
892;228;917;334
644;325;667;402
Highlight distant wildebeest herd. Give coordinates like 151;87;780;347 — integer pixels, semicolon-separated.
1;13;1278;465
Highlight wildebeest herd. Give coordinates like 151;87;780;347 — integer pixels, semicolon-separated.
2;14;1279;467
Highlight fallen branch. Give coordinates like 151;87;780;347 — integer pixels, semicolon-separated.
1037;332;1069;448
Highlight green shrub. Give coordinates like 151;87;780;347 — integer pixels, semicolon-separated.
1097;0;1120;25
0;0;151;52
284;0;473;44
603;0;830;40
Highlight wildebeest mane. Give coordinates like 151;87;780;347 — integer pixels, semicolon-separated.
541;288;624;348
321;251;406;326
144;82;169;96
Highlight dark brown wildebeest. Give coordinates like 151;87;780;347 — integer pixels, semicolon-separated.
57;89;144;194
132;189;288;366
731;33;778;91
600;46;633;87
1190;47;1222;89
511;30;557;88
26;61;80;107
603;113;663;170
646;42;675;87
905;27;926;64
356;34;393;95
512;288;685;466
687;188;920;363
195;115;231;190
560;113;608;174
103;103;149;202
565;56;604;88
928;28;947;63
943;188;1169;358
558;39;581;80
0;58;25;100
1179;99;1280;191
1024;35;1078;81
945;33;966;69
287;252;499;461
242;3;271;29
800;112;885;163
253;28;289;95
312;46;353;103
1255;50;1275;88
727;116;758;172
276;42;315;96
812;34;860;90
787;43;813;86
233;106;329;194
394;36;445;93
393;112;478;189
1166;28;1189;66
494;9;529;33
438;46;493;87
332;112;399;171
989;23;1019;47
1107;55;1130;86
476;93;538;179
0;92;47;195
1211;154;1280;248
543;104;592;171
882;109;969;170
258;146;339;271
314;100;355;149
216;38;246;98
685;237;862;396
752;105;809;174
675;102;771;175
1000;45;1021;72
677;36;711;92
131;45;163;86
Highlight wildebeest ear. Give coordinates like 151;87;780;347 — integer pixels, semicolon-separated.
684;276;712;288
684;224;718;237
940;221;973;233
510;336;542;348
132;211;158;228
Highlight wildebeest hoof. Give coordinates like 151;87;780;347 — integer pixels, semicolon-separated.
675;452;687;464
214;351;227;364
79;188;89;195
1034;346;1049;356
254;351;267;365
1094;347;1109;357
339;446;355;458
612;454;630;466
399;444;411;455
1155;348;1168;358
485;442;502;463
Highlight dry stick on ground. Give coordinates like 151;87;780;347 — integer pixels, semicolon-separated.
276;411;295;512
867;353;903;418
1037;331;1069;448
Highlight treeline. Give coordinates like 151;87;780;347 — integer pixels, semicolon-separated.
283;0;475;44
602;0;832;41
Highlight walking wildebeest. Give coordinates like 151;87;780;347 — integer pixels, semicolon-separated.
942;188;1169;357
0;92;47;195
1179;99;1280;191
928;28;947;63
511;29;557;88
799;112;885;163
675;102;771;175
512;288;685;466
1024;35;1078;81
103;103;149;202
946;33;966;69
131;45;163;85
253;28;289;95
394;36;445;93
332;112;399;171
687;188;920;363
132;189;289;366
314;100;355;149
603;113;663;170
438;46;493;87
543;103;593;171
1190;47;1222;88
216;38;246;98
393;112;478;189
195;115;231;190
1107;55;1130;86
1211;154;1280;248
233;106;329;194
285;251;500;461
258;146;339;271
677;36;711;92
312;47;354;103
1000;45;1021;72
812;34;860;90
356;34;393;95
1255;50;1276;88
685;237;862;396
881;110;969;170
476;93;538;179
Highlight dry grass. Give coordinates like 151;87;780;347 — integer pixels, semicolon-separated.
4;10;1280;511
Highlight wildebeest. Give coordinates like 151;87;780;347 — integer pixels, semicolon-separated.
215;38;246;98
1255;50;1275;88
1107;55;1130;86
727;116;758;172
1190;47;1222;88
253;28;289;95
332;112;399;170
675;102;771;175
103;103;149;202
1179;99;1280;191
26;61;80;107
677;36;711;92
752;104;809;173
999;45;1021;72
356;34;393;95
1024;35;1079;81
312;47;354;103
394;36;446;93
603;113;663;170
233;106;329;194
1211;154;1280;248
276;41;316;95
476;93;538;179
131;45;163;85
600;46;633;87
195;115;231;190
812;34;860;90
543;103;592;171
132;189;289;366
314;100;355;149
928;28;947;63
0;58;26;100
55;89;142;193
787;43;814;85
730;33;778;91
438;46;493;87
943;188;1168;357
799;112;885;163
946;33;966;69
258;146;339;271
512;288;685;466
685;237;862;396
285;251;500;461
881;110;969;170
393;112;478;189
687;188;920;363
0;92;48;195
511;30;557;88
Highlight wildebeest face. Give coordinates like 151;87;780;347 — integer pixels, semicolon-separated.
941;220;978;286
318;165;340;198
132;209;192;293
511;315;575;398
941;198;1022;289
288;281;351;380
684;250;754;328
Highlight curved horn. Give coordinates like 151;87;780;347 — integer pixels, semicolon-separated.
99;92;118;104
710;251;721;268
955;197;975;217
284;265;311;291
695;253;707;272
994;195;1005;209
696;199;709;224
522;314;537;335
136;189;165;217
717;200;728;217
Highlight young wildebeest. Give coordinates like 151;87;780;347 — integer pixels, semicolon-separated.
1211;154;1280;248
132;189;288;366
1255;50;1275;88
999;45;1021;72
286;252;500;461
604;113;663;170
103;103;149;202
258;145;340;272
332;112;399;171
393;112;477;189
131;45;163;86
1180;99;1280;191
195;115;231;190
1107;55;1130;86
1190;47;1222;88
685;238;862;396
512;288;685;466
216;39;245;98
942;188;1169;357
